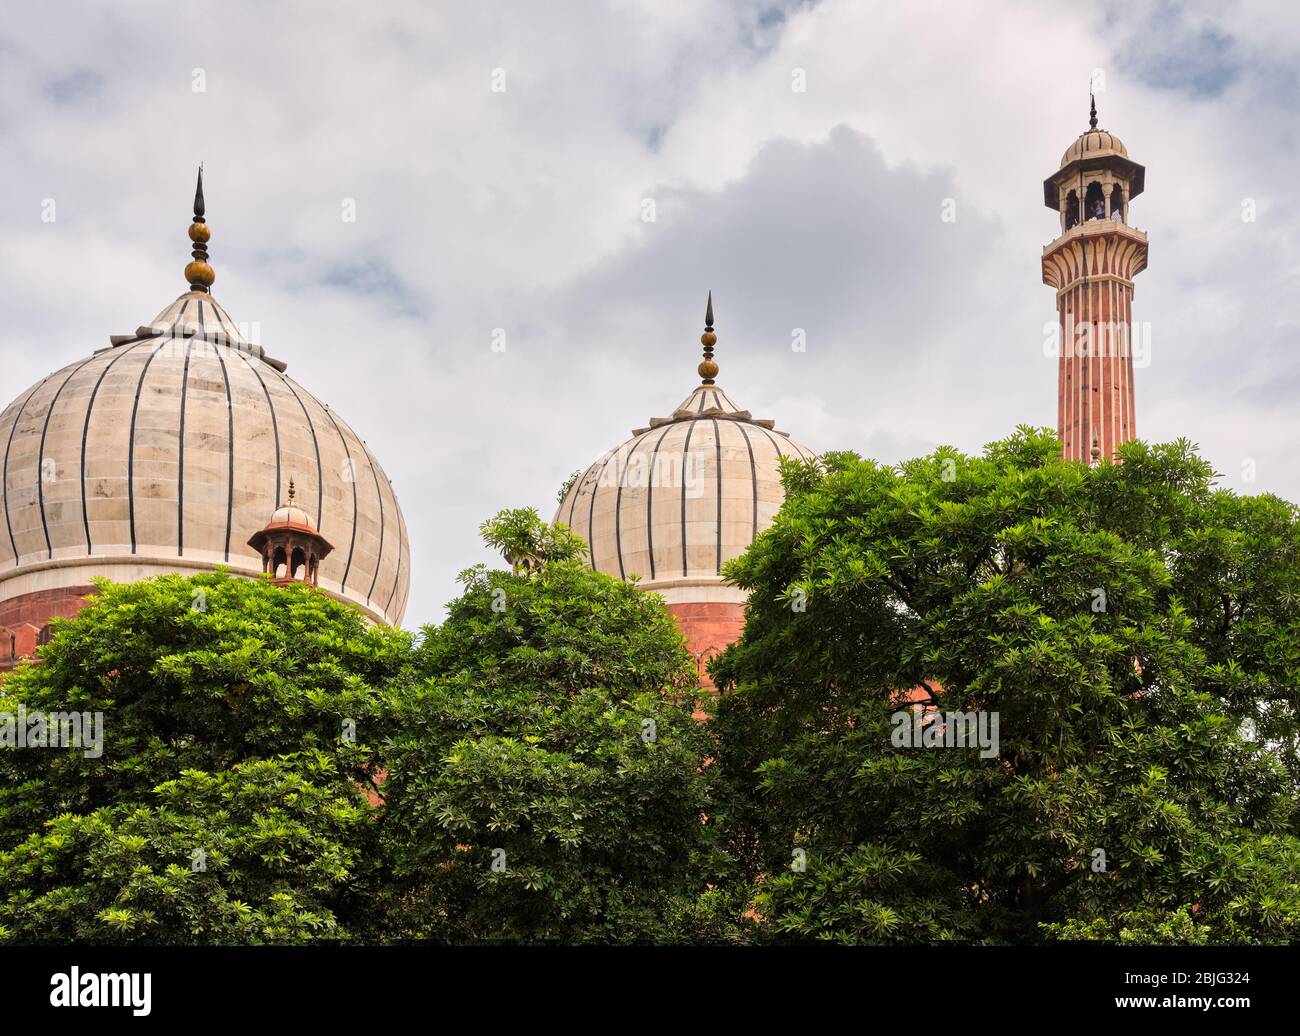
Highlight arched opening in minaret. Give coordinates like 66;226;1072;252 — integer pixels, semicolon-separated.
273;546;287;579
1065;189;1080;229
291;546;307;580
1110;187;1125;221
1085;181;1106;221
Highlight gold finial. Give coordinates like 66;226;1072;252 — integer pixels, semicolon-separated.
287;478;296;505
1090;433;1101;465
184;165;215;293
698;291;718;385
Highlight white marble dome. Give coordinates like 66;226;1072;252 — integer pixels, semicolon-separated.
0;288;410;625
555;379;815;605
1060;128;1128;167
267;503;317;530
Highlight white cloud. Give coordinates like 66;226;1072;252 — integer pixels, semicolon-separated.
1;0;1297;627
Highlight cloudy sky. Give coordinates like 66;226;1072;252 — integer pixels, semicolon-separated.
2;0;1297;628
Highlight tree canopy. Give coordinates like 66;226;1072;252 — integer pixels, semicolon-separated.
0;571;409;943
709;428;1300;943
2;453;1297;946
377;509;731;942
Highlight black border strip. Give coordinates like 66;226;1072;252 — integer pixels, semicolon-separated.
679;420;697;577
211;343;236;561
235;352;282;519
711;417;722;574
2;378;52;566
81;343;144;553
36;356;96;558
362;446;386;603
273;372;324;533
734;421;759;546
127;341;169;555
613;431;649;581
320;407;358;590
176;338;194;555
644;424;673;581
586;448;617;570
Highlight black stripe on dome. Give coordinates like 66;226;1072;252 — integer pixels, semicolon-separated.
342;432;387;605
2;378;52;566
734;421;759;545
211;343;236;561
393;505;412;620
566;456;601;536
333;427;400;616
37;356;96;559
127;341;168;555
321;407;359;592
235;352;281;528
711;417;722;574
613;432;647;581
754;424;787;460
587;448;618;570
274;372;324;535
176;338;194;555
785;437;816;462
384;500;404;617
644;424;673;580
565;460;592;530
81;343;143;553
680;420;696;577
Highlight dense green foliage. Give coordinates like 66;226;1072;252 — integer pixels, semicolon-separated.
710;428;1300;943
3;448;1297;946
377;509;730;942
0;572;408;942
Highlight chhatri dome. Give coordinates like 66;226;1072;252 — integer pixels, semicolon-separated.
555;295;815;682
0;170;409;665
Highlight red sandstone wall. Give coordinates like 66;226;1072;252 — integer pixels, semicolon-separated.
666;601;746;690
0;585;95;671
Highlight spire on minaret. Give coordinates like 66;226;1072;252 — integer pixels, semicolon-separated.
1089;92;1098;130
185;165;215;294
287;478;296;505
698;291;718;385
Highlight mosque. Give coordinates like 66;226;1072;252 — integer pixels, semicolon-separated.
0;102;1145;679
0;172;409;669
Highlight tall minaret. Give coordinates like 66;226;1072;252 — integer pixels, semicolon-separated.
1042;96;1148;462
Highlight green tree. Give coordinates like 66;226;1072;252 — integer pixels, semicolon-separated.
378;508;732;942
710;428;1300;944
0;571;409;943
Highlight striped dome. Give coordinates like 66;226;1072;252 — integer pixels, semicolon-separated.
1060;129;1127;168
555;381;814;603
0;290;410;625
267;504;316;529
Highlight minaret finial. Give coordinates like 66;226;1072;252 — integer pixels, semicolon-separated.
698;291;718;385
1090;433;1101;465
1089;91;1098;130
287;478;296;504
185;164;215;294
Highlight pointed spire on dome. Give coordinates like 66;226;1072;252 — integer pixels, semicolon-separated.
698;291;718;386
287;478;296;505
1089;91;1098;130
185;165;215;294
